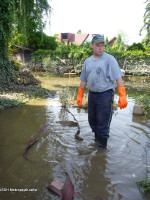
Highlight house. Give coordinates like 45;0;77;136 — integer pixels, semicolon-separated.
56;33;89;45
56;33;116;46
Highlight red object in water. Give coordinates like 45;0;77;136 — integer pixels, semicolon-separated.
48;173;74;200
23;137;38;162
62;173;74;200
48;179;64;197
23;124;49;162
48;173;103;200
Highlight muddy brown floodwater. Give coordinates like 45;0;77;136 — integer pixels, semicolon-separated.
0;76;150;200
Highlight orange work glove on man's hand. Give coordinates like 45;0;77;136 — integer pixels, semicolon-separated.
77;88;84;107
118;87;128;109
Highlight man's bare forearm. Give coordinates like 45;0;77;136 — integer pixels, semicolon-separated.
80;81;87;89
116;77;124;87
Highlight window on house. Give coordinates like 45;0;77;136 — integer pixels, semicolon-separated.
62;33;68;40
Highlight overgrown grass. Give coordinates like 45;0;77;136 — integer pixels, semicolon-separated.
0;85;48;110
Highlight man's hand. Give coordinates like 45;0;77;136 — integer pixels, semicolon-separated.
77;88;84;107
118;87;128;109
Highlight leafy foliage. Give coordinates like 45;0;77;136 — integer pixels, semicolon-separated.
0;97;24;110
30;42;93;74
104;37;111;51
127;43;145;51
137;177;150;194
142;34;150;48
11;32;58;50
44;58;66;75
0;0;51;88
113;34;125;51
140;0;150;47
10;57;22;71
30;41;150;75
0;0;13;66
11;0;51;47
135;94;150;118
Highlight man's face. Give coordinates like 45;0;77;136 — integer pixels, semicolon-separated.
91;42;104;57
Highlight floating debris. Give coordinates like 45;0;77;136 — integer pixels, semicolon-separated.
48;179;64;197
62;172;74;200
48;172;75;200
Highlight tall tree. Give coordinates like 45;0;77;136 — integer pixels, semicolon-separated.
77;29;82;34
140;0;150;47
12;0;51;47
114;34;125;51
114;34;122;46
0;0;13;67
0;0;51;69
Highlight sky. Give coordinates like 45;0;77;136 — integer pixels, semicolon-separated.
44;0;147;45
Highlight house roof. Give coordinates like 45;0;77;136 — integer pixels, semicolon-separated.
74;33;89;45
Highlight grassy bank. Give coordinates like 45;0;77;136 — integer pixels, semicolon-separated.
0;66;48;111
0;84;48;110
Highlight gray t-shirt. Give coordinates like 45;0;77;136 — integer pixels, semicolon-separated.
80;52;123;92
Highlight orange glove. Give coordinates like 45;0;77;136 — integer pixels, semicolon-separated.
77;88;84;107
118;87;128;109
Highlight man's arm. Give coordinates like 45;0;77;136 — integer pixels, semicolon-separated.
116;77;124;87
79;81;87;89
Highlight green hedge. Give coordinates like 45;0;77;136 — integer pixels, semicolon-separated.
30;43;150;74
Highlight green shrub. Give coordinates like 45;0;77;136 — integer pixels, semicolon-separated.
0;97;24;110
30;49;53;71
127;43;145;51
30;42;150;74
11;32;58;50
10;57;22;71
43;58;66;75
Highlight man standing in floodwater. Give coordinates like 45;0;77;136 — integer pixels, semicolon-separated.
77;34;128;150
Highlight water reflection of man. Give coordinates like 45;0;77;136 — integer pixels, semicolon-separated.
77;34;128;150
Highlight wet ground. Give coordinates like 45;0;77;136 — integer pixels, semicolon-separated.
0;76;150;200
